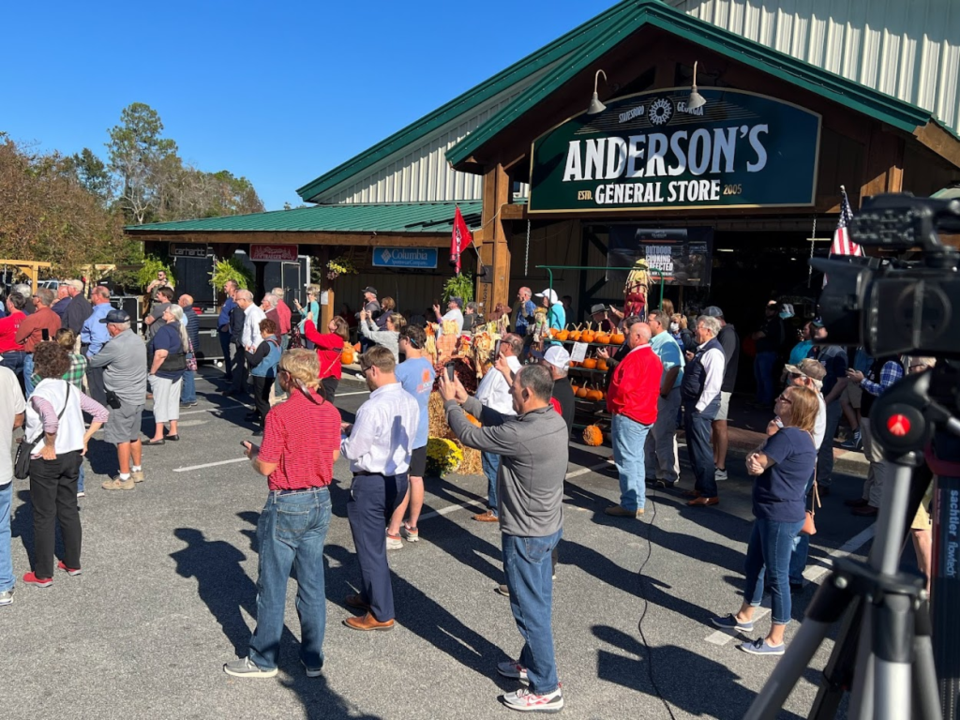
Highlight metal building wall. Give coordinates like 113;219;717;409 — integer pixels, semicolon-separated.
670;0;960;133
321;65;558;205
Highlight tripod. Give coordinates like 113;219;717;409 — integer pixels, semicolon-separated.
744;369;960;720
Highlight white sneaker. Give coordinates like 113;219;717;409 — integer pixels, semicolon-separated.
715;467;728;481
501;686;563;713
386;529;403;551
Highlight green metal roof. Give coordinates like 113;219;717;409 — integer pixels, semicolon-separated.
126;202;483;234
446;0;951;170
293;1;645;203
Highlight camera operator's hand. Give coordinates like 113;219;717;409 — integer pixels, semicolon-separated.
596;347;610;360
438;371;458;403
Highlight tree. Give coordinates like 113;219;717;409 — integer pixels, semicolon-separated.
106;102;178;224
65;147;112;202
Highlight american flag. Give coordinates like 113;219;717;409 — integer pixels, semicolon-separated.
823;186;861;287
830;186;861;257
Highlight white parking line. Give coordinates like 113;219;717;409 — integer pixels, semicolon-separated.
336;390;371;397
173;457;248;473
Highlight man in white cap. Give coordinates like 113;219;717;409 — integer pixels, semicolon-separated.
537;346;575;434
535;289;565;346
433;297;464;338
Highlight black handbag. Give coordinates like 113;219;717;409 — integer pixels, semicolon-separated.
14;383;71;479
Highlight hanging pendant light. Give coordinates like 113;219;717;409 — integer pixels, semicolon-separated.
687;61;707;111
587;69;608;115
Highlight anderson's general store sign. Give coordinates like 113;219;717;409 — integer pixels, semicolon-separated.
528;88;820;213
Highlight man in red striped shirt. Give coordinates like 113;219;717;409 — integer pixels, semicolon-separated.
224;349;342;679
605;320;662;518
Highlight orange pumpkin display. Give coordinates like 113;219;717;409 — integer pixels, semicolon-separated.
596;359;608;371
341;346;355;365
582;425;604;446
611;331;625;345
556;328;570;341
582;358;598;369
585;387;604;402
595;331;611;345
581;324;596;343
570;382;580;395
568;325;582;342
576;385;589;398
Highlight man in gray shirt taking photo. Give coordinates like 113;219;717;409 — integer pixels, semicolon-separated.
440;364;567;714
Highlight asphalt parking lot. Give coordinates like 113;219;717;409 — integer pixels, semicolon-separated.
0;368;881;720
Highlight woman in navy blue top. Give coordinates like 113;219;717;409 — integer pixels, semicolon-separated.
711;384;819;656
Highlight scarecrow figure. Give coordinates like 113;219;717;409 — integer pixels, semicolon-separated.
624;259;650;319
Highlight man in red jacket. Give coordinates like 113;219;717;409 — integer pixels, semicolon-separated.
605;320;663;518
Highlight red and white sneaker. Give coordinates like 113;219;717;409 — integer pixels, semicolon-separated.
501;686;563;713
57;561;82;577
22;572;52;588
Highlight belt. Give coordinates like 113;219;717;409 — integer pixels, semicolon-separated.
270;486;328;496
352;472;399;480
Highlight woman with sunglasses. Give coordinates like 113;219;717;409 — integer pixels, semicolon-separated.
711;384;820;656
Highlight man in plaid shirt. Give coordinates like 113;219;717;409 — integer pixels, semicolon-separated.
844;355;904;517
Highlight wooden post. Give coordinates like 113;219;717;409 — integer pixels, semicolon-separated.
317;247;335;330
478;164;512;313
860;127;905;202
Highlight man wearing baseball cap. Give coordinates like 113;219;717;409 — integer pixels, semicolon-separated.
535;289;565;346
86;309;148;491
536;346;575;434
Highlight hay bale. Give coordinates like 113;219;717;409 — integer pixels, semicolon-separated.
428;391;482;477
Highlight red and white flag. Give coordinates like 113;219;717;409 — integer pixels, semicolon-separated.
823;186;861;286
449;206;474;275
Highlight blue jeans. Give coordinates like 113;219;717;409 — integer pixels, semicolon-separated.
816;399;843;487
0;351;25;386
754;351;778;406
789;472;817;584
481;451;501;515
77;463;85;494
0;482;13;592
612;414;651;511
502;529;562;694
248;487;332;672
744;517;805;625
23;353;35;397
181;360;197;403
683;399;719;498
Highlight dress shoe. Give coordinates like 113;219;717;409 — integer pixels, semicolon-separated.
852;504;878;517
472;510;499;523
343;612;394;631
687;496;719;507
344;594;370;611
604;505;643;518
844;497;869;508
681;489;701;499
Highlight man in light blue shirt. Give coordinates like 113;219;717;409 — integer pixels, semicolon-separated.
645;309;685;488
536;289;566;346
81;286;113;406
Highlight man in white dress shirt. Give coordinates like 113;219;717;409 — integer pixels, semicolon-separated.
472;333;523;523
233;290;265;395
340;346;419;631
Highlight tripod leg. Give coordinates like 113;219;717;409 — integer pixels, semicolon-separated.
744;573;854;720
808;599;862;720
913;602;943;720
848;609;875;720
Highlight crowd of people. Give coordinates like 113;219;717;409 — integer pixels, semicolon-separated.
1;275;936;713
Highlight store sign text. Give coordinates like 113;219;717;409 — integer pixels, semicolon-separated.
529;89;820;213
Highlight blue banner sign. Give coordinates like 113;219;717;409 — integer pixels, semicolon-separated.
372;247;438;269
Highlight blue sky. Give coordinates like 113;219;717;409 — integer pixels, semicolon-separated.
2;0;615;211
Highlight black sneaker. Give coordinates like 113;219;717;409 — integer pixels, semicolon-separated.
180;401;198;408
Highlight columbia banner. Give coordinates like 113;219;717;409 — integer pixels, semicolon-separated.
529;88;820;213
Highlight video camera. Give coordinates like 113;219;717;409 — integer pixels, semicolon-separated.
811;193;960;358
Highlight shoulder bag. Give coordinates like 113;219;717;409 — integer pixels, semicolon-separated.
800;477;820;536
15;383;72;479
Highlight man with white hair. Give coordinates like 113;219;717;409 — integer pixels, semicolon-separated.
87;309;148;491
679;315;725;507
232;290;265;394
12;285;34;315
270;287;292;346
64;279;92;335
261;293;280;330
178;294;200;407
51;283;72;319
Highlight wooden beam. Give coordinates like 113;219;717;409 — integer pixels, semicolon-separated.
124;231;450;248
913;122;960;170
860;126;905;202
477;164;512;313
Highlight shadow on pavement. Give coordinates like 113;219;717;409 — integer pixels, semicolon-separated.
592;624;806;719
281;673;385;720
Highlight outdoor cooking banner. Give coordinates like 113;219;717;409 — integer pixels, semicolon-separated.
529;88;820;213
607;226;713;287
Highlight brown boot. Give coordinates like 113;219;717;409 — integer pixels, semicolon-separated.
343;612;394;631
344;594;370;611
472;510;499;523
687;496;719;507
603;505;644;518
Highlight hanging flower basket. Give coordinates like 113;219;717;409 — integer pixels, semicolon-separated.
326;256;359;281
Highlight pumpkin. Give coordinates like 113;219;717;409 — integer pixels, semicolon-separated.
353;342;361;352
465;413;482;428
581;323;596;343
582;425;604;446
595;331;611;345
568;324;582;342
556;328;570;341
585;387;604;402
597;359;608;371
582;358;598;369
576;385;589;398
611;331;625;345
341;346;355;365
570;383;580;395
